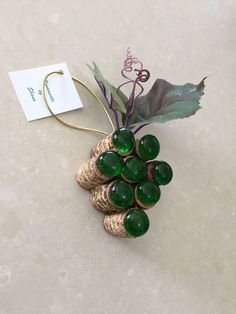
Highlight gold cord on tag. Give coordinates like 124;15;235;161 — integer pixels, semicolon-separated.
42;70;115;136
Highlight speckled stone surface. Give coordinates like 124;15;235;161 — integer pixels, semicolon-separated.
0;1;236;313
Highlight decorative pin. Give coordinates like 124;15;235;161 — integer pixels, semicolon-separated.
42;48;206;238
104;208;150;238
90;127;135;158
90;179;135;212
76;151;124;189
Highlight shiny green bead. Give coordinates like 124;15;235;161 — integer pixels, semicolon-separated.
96;151;124;177
135;180;161;207
124;208;150;237
153;161;173;185
109;180;134;208
122;156;147;183
137;134;160;161
112;127;135;155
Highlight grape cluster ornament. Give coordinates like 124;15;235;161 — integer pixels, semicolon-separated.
77;127;172;238
42;48;206;239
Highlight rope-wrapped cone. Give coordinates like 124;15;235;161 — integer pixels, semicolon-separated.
76;157;110;190
90;182;115;212
104;211;130;238
90;134;113;159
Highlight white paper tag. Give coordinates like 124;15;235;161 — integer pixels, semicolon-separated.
9;63;84;121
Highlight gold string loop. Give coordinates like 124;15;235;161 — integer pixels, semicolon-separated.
42;70;115;136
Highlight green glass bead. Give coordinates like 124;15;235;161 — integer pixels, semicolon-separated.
135;180;161;207
122;156;147;183
124;208;150;237
153;161;173;185
112;127;135;155
96;151;124;177
137;134;160;161
108;180;134;209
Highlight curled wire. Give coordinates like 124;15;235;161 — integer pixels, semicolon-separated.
117;48;150;127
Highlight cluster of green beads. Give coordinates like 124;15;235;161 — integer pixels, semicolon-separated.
95;127;173;238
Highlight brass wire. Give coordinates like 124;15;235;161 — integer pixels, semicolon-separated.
42;70;115;136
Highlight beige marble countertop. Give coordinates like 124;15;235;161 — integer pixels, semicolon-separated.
0;1;235;313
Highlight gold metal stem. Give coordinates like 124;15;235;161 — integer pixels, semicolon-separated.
42;70;115;136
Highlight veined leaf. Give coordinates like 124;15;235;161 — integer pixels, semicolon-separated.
88;62;127;113
127;78;206;127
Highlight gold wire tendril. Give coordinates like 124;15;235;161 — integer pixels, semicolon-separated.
42;70;115;136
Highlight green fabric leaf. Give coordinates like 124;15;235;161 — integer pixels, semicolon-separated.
88;62;127;113
127;78;206;127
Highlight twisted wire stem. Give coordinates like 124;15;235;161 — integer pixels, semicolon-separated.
117;48;150;128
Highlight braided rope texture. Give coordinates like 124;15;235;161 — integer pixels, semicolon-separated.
76;157;109;189
90;135;114;158
104;211;130;238
90;183;115;212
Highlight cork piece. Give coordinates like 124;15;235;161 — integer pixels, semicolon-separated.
90;182;115;212
76;157;110;190
90;134;113;158
104;211;131;238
